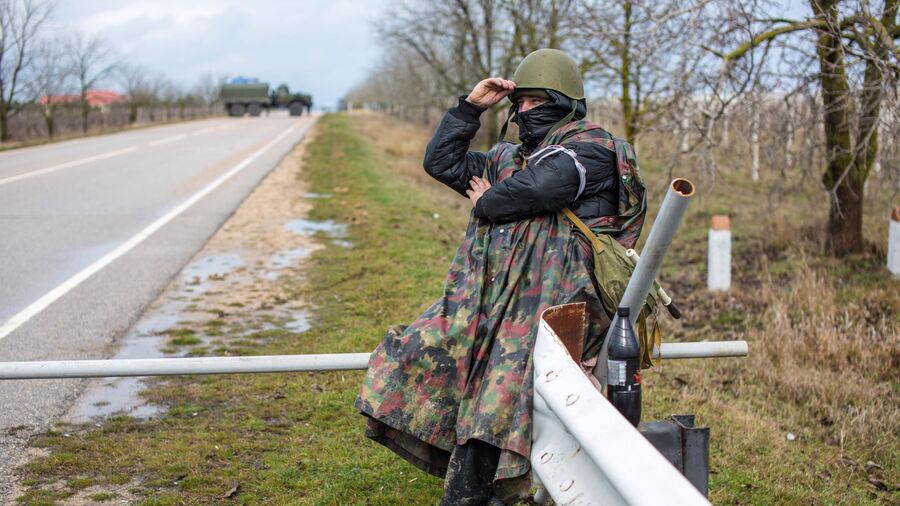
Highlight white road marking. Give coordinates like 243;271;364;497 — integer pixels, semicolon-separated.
0;122;232;186
0;147;139;187
192;124;232;136
148;134;186;147
0;122;302;342
190;126;218;136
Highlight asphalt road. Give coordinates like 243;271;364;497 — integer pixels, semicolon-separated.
0;112;317;496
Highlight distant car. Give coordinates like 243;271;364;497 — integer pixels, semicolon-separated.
220;80;312;117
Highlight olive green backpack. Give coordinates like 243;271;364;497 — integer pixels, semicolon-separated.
563;208;662;369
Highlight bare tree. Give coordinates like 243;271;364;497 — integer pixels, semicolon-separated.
68;32;118;133
29;36;72;138
378;0;573;141
193;71;227;115
118;64;158;124
0;0;51;141
572;0;712;144
711;0;899;255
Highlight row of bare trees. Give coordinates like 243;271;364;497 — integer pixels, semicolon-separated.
347;0;898;257
0;0;226;143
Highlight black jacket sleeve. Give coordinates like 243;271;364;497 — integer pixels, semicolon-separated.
422;97;489;197
473;147;581;223
473;141;618;224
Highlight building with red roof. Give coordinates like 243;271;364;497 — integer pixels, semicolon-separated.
39;90;126;107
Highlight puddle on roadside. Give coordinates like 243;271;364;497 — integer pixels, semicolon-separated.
67;314;172;423
285;311;312;333
251;313;312;336
181;252;245;294
69;254;246;422
303;192;333;199
265;247;312;280
284;219;353;248
68;249;313;423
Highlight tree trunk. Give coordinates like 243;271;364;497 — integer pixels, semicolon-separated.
784;99;794;170
812;0;862;256
873;107;883;173
826;176;864;255
721;112;729;147
750;101;760;182
43;109;55;138
620;1;636;144
0;103;9;142
679;113;690;153
81;100;90;133
486;104;502;146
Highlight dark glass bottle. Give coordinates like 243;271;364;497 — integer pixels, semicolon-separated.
606;306;642;426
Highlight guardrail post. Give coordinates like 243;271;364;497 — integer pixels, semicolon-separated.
889;207;900;278
707;215;731;291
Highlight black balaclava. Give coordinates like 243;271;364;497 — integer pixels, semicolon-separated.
512;90;587;152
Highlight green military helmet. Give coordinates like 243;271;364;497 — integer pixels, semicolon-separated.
510;48;584;102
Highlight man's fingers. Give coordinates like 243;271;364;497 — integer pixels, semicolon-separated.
484;77;515;91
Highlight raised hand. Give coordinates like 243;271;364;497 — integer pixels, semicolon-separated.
466;78;516;108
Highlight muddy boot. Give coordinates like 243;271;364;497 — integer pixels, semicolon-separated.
440;440;501;506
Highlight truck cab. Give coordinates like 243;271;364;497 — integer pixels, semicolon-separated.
221;78;312;117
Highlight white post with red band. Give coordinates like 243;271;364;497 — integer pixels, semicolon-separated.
889;207;900;278
707;215;731;291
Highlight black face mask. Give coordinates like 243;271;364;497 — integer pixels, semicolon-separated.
511;90;587;150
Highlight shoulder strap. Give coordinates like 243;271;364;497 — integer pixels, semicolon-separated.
563;207;604;253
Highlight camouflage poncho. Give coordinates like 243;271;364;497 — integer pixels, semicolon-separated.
356;120;645;500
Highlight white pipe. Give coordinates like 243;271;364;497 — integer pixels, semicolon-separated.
625;248;672;305
0;342;747;380
596;178;695;390
532;307;710;505
619;178;695;326
0;353;372;380
657;341;747;359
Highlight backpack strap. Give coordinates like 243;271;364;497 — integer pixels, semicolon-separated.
562;207;604;254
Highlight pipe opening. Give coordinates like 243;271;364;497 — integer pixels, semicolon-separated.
541;303;586;359
671;178;695;197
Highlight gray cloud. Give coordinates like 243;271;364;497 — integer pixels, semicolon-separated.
55;0;386;109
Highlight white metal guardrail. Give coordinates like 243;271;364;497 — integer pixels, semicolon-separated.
531;304;711;506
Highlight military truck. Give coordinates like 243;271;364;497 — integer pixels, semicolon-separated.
220;78;312;117
269;84;313;116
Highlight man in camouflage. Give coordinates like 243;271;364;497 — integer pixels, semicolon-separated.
356;48;647;505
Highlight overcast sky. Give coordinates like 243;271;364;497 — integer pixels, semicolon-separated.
54;0;386;110
53;1;812;110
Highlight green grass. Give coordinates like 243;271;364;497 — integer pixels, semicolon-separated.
87;492;117;502
15;112;897;505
